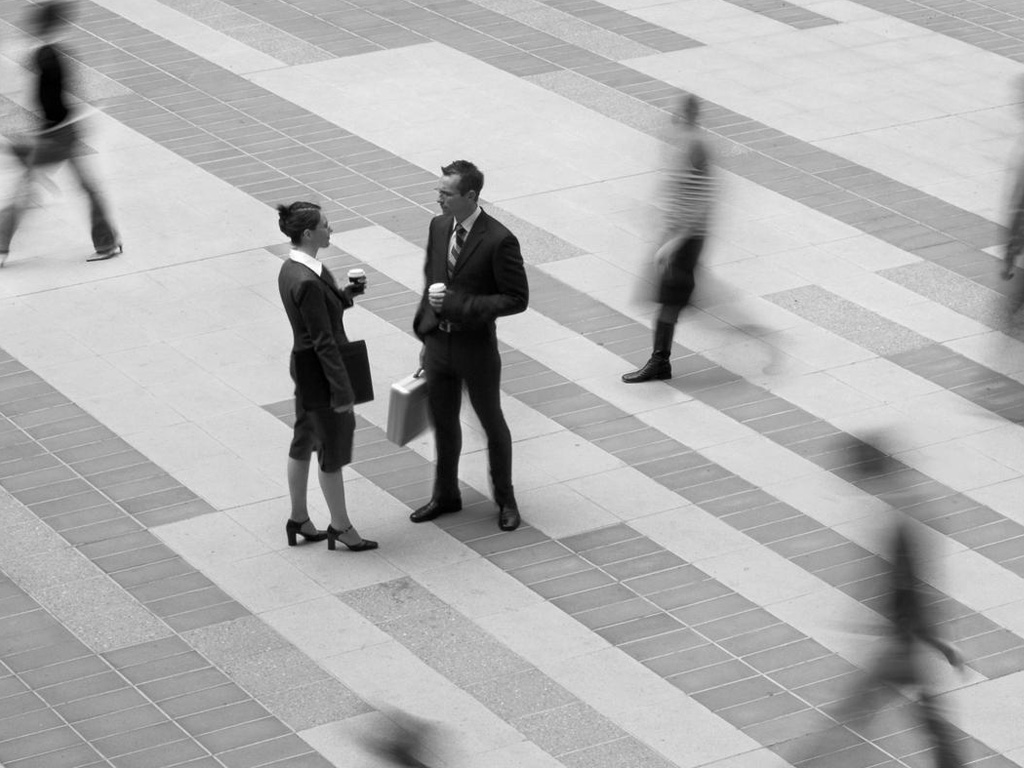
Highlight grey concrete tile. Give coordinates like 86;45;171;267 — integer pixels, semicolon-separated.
465;668;576;720
158;683;250;719
881;262;1006;328
213;733;312;768
74;704;167;741
2;541;103;594
510;555;592;585
513;701;624;756
92;721;186;758
487;206;584;265
561;735;676;768
216;645;328;699
175;699;269;738
182;615;288;666
339;577;449;623
258;678;372;730
20;656;110;689
560;525;640;553
194;716;290;754
767;285;930;356
380;608;531;686
117;651;210;685
598;613;682;645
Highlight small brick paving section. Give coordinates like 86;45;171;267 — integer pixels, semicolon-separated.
0;570;343;768
849;0;1024;63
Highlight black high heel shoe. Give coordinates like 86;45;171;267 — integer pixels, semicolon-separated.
326;525;378;552
87;243;122;262
286;518;328;546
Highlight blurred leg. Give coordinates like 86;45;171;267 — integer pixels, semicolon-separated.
919;693;963;768
66;154;118;253
0;167;35;257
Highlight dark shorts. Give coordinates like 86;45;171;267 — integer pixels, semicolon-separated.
12;122;83;168
658;236;704;307
289;403;354;472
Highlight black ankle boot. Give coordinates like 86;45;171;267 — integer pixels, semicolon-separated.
622;320;675;383
622;356;671;383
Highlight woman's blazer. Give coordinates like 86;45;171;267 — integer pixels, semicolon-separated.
278;258;354;410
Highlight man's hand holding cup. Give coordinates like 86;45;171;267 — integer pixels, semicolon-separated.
428;282;446;311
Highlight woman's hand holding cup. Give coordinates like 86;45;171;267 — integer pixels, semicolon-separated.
347;268;367;295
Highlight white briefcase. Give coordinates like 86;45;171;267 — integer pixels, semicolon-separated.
386;369;430;446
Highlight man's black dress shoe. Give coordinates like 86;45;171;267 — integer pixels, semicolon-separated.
498;503;520;531
410;498;462;523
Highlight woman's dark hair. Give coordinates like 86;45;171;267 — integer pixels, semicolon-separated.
277;201;322;245
32;1;71;35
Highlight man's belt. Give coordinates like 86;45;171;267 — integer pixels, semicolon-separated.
437;319;463;333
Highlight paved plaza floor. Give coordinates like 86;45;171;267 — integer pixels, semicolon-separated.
2;0;1024;765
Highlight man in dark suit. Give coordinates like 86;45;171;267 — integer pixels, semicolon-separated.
411;160;529;531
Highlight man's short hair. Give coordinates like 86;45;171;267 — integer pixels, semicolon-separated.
441;160;484;197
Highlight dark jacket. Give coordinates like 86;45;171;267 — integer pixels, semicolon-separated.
413;209;528;339
279;258;354;410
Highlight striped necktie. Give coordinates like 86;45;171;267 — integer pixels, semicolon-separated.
448;224;466;278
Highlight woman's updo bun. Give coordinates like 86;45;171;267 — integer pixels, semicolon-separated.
278;201;322;245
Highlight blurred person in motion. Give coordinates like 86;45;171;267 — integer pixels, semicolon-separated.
623;93;715;383
277;201;377;554
815;437;965;768
1002;78;1024;326
360;708;441;768
0;0;120;265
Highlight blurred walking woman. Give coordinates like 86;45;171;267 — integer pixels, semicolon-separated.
0;1;120;264
623;94;714;383
277;202;376;552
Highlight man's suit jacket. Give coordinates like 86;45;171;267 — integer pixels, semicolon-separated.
413;209;529;340
279;259;354;410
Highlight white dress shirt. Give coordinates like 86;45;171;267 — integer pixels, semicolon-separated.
289;248;322;277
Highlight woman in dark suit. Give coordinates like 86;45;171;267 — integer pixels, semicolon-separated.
277;201;376;552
